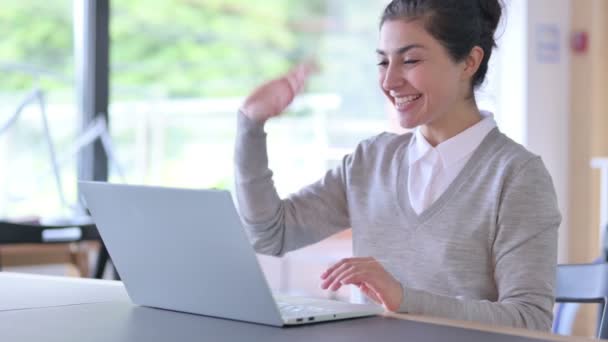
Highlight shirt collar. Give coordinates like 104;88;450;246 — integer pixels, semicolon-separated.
408;127;433;166
407;111;497;167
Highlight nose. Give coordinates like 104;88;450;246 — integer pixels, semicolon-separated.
382;62;405;92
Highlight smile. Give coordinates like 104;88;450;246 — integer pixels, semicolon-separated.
393;94;422;110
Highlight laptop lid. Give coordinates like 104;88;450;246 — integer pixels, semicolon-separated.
80;181;284;326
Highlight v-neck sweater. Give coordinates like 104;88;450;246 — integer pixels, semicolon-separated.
234;112;561;331
407;111;496;214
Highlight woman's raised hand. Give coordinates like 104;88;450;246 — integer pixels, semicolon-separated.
240;62;316;124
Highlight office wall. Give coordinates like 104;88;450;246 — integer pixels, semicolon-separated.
569;0;608;336
569;0;596;265
589;0;608;251
568;1;608;267
526;0;571;264
494;0;527;145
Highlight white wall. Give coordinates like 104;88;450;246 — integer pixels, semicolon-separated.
526;0;571;263
492;0;528;145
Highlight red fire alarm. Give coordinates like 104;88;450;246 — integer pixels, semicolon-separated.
571;31;588;54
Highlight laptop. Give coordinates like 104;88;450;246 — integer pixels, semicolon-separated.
79;181;383;326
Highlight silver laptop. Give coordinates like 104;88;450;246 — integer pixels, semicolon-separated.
80;181;382;326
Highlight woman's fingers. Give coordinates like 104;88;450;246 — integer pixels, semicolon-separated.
320;262;353;289
319;257;401;311
334;270;370;291
329;268;362;291
321;258;377;291
285;62;316;95
321;258;351;280
240;61;317;123
320;257;373;291
321;257;372;280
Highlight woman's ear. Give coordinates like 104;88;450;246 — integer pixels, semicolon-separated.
462;46;484;80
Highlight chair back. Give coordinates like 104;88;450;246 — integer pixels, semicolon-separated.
555;263;608;338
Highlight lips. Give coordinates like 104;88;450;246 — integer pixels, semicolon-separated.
393;94;422;111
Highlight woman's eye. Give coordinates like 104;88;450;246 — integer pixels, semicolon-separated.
404;59;420;64
377;60;388;67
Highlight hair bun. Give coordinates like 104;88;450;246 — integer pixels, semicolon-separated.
478;0;502;35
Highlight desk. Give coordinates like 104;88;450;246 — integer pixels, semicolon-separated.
0;272;127;311
0;273;595;342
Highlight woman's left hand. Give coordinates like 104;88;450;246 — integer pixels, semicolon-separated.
320;257;403;312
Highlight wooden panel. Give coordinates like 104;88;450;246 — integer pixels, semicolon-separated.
0;242;98;277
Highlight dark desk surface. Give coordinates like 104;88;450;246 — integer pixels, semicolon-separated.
0;273;595;342
0;301;561;342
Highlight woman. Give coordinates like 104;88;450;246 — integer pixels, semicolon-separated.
234;0;561;331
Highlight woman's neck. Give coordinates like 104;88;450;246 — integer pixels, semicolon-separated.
420;101;482;147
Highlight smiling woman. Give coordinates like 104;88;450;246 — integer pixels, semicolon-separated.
234;0;561;332
376;0;500;145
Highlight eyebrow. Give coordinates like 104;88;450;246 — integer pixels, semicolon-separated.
375;44;425;56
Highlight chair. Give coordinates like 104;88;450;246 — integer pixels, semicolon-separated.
554;263;608;338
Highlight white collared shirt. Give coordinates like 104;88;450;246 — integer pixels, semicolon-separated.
407;111;497;215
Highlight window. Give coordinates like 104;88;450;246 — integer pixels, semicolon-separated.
109;1;389;197
0;1;78;220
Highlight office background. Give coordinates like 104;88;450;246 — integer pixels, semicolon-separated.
0;0;607;337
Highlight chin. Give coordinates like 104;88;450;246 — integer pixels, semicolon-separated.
398;113;421;130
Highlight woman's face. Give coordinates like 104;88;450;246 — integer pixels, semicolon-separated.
377;19;468;129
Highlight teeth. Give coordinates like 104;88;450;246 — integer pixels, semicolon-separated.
394;94;422;105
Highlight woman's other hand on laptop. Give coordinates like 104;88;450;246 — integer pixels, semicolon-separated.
240;61;317;124
320;257;404;312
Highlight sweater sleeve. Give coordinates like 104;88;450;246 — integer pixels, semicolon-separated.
234;111;351;256
397;157;561;331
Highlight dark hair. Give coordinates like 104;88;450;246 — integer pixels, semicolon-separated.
380;0;502;89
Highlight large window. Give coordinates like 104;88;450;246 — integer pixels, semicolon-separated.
0;1;511;222
108;1;389;196
0;1;78;220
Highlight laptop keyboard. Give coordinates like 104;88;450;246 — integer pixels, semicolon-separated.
277;302;335;318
